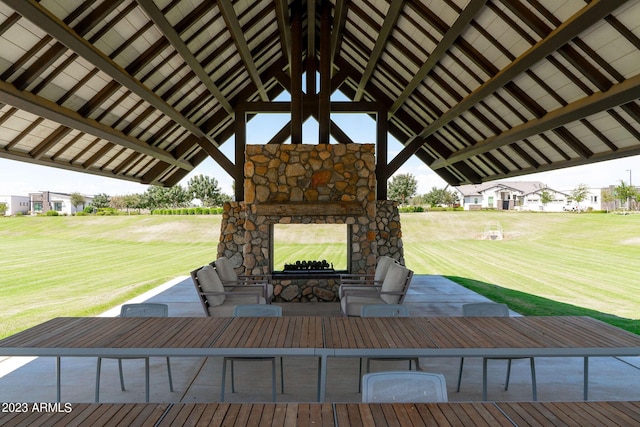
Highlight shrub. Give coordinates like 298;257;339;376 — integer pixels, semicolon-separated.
75;211;88;216
45;210;59;216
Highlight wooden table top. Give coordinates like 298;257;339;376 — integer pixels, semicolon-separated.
2;402;639;427
1;316;639;358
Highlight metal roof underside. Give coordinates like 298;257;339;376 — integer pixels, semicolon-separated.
0;0;639;188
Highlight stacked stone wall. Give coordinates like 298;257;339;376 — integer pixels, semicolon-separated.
216;143;405;301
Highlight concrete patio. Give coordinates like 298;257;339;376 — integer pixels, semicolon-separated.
1;275;639;404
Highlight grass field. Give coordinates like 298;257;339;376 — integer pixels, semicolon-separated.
1;211;639;338
0;215;219;338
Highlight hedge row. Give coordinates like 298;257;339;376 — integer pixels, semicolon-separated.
151;207;223;215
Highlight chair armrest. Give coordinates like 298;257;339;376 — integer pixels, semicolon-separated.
199;289;263;304
220;281;270;300
339;283;382;298
238;274;272;281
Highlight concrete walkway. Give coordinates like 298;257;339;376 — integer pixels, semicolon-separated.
1;275;639;404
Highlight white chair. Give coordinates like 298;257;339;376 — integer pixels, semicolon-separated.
361;371;448;403
191;265;266;316
340;263;413;316
220;304;283;401
357;304;421;392
214;257;273;302
456;302;537;401
339;255;396;299
95;303;173;402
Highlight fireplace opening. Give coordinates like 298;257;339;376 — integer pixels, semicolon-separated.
271;223;349;273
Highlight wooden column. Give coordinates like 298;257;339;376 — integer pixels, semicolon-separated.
290;1;303;144
234;106;246;201
318;0;331;145
376;106;388;200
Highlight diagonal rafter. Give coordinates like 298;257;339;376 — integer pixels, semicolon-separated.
274;0;292;71
217;0;269;101
354;0;404;101
430;72;640;170
6;0;207;139
330;0;348;78
5;0;233;175
0;78;192;171
391;0;487;113
136;0;233;114
392;0;630;169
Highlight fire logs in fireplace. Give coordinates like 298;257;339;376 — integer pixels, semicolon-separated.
283;259;334;272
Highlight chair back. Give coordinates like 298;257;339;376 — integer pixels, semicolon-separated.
362;371;448;403
120;303;168;318
233;304;282;317
361;304;408;317
462;302;510;317
380;263;413;304
373;256;397;282
215;257;239;282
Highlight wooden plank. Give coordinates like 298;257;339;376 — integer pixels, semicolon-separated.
0;404;169;427
252;202;364;217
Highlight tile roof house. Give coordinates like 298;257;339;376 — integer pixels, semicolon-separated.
454;181;570;212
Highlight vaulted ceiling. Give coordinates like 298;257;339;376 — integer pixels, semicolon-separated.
0;0;639;198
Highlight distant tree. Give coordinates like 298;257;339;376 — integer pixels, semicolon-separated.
111;193;142;214
388;173;418;205
167;185;190;208
142;185;190;210
70;192;86;212
188;174;225;207
539;186;554;211
123;194;142;213
0;202;6;215
423;187;459;207
92;193;110;209
109;195;126;211
613;180;638;210
570;184;589;212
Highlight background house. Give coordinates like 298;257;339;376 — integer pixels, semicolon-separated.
0;195;30;216
28;191;93;215
454;181;570;212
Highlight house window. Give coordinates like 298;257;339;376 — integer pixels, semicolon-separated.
474;198;479;204
488;196;494;207
33;202;42;212
591;196;598;203
53;202;63;211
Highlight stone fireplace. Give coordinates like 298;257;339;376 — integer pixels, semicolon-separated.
217;143;404;302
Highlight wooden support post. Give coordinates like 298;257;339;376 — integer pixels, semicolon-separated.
291;1;303;144
234;106;246;201
376;106;388;200
318;0;331;145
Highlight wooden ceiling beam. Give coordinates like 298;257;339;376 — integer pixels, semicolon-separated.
391;0;486;113
399;0;628;162
217;0;268;101
137;0;233;114
6;0;223;160
0;78;193;171
430;71;640;169
330;0;348;78
274;0;292;70
354;0;404;101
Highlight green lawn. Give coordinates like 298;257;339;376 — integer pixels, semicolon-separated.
401;211;640;334
1;211;639;338
0;215;219;338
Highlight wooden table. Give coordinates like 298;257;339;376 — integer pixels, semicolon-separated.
2;402;639;426
1;316;639;402
321;316;640;401
334;401;640;426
